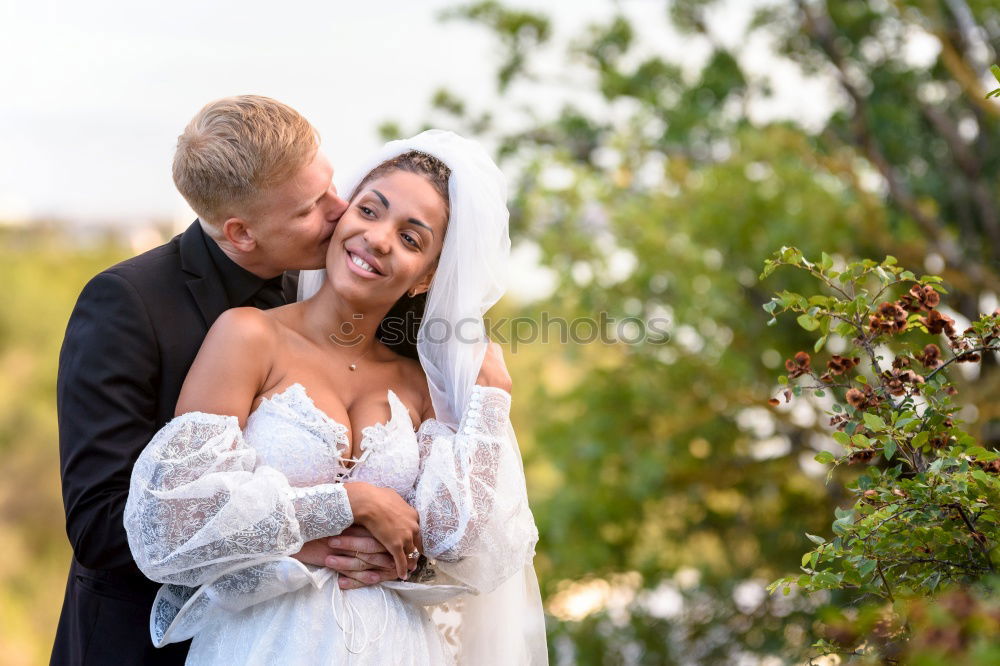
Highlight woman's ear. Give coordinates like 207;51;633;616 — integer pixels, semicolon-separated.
220;217;258;252
408;269;435;297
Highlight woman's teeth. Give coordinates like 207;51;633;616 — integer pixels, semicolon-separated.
350;252;377;274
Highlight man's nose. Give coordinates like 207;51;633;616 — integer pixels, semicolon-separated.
328;192;349;221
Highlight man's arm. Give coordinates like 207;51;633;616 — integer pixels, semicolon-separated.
58;271;160;570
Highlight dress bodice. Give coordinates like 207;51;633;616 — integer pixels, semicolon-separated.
245;383;421;497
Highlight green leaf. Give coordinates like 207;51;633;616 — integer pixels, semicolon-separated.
815;451;835;464
833;431;851;446
835;321;855;337
805;533;826;545
967;446;1000;462
863;413;887;432
812;571;843;588
857;558;877;580
972;468;991;485
814;335;827;353
797;314;820;331
883;439;896;461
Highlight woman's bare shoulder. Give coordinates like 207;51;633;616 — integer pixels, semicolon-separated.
207;307;281;350
175;308;280;419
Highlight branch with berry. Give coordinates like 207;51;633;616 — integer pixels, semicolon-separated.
759;248;1000;657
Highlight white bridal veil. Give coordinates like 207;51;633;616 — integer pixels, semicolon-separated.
298;130;547;664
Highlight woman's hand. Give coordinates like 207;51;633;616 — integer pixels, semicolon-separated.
475;341;512;393
343;482;422;579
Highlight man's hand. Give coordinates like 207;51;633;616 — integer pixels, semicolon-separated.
290;537;339;568
328;525;410;590
293;526;418;590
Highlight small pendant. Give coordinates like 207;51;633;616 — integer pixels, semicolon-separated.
349;364;357;371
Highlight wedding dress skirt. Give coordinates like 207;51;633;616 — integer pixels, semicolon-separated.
185;563;448;665
125;382;542;665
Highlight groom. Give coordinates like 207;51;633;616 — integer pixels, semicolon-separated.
52;96;400;665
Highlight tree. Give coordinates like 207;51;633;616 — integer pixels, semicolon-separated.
389;1;1000;662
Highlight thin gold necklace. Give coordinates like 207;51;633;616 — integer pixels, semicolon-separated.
346;345;375;372
327;314;377;371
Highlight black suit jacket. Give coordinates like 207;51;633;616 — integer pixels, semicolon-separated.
51;221;298;665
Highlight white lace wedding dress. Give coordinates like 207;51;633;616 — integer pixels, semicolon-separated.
124;382;539;665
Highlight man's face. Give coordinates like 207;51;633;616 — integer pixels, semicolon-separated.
248;150;348;271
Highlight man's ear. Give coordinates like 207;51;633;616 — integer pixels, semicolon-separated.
220;217;258;252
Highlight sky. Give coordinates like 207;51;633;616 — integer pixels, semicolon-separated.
0;0;842;230
0;0;646;226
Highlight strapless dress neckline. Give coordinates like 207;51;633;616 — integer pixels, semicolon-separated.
253;382;415;469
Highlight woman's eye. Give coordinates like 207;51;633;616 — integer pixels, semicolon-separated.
359;205;374;216
401;233;419;248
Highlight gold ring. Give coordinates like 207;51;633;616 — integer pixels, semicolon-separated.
407;550;419;560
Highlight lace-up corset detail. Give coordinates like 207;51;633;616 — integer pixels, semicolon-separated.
245;383;420;495
347;390;421;497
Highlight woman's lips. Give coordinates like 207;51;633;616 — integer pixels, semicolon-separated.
345;250;383;278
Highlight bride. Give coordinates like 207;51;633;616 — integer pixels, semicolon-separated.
123;130;546;664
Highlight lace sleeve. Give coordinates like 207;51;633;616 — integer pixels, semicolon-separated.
413;385;539;594
124;411;353;587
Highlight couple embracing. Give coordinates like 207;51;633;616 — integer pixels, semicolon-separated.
53;96;545;665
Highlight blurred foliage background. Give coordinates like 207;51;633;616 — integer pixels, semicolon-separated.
3;1;1000;664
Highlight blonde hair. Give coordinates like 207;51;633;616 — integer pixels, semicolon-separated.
173;95;319;224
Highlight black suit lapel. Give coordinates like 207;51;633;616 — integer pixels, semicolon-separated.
179;220;230;327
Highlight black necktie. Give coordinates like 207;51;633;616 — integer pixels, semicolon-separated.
251;276;286;310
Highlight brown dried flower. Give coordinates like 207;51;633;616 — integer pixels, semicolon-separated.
849;449;876;464
919;309;957;337
827;355;861;376
846;384;880;410
973;458;1000;474
899;284;940;312
869;301;909;335
785;351;812;379
917;344;941;369
883;368;925;397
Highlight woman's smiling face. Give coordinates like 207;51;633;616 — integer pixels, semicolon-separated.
326;169;448;308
